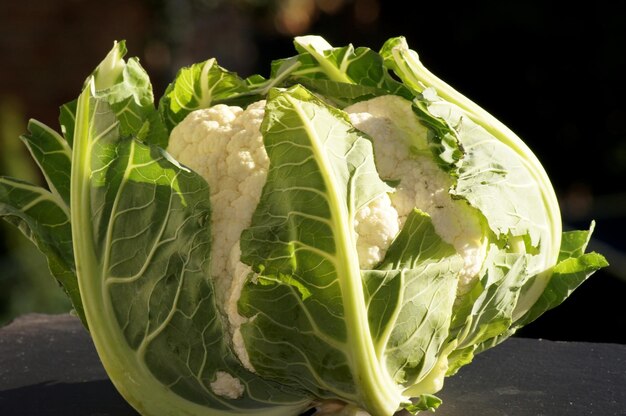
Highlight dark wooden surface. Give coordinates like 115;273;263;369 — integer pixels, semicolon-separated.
1;314;625;415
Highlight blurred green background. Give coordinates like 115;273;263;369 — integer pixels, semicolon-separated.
1;0;625;342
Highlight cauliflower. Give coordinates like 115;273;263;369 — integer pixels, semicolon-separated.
2;35;604;416
168;95;488;372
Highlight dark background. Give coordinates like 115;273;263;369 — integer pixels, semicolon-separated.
0;0;625;343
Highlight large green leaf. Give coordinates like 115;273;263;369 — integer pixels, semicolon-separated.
459;249;528;348
0;176;82;323
382;36;560;244
381;37;567;328
427;97;548;249
446;248;528;374
69;80;309;415
239;85;403;415
2;117;82;322
374;210;462;392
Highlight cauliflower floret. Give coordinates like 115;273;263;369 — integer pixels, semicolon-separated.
346;95;487;294
209;371;244;399
354;194;399;269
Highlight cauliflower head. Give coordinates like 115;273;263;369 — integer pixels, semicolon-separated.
167;91;493;399
3;35;605;416
168;95;488;333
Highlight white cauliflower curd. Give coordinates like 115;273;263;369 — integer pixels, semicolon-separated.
167;95;488;375
209;371;245;399
345;95;488;295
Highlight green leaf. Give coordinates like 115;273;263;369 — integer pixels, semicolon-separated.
379;209;461;270
267;36;410;106
290;36;405;91
435;99;548;248
373;210;462;390
410;97;463;169
445;345;475;376
459;249;527;349
515;227;608;328
558;224;595;262
20;119;72;207
291;78;405;108
0;176;83;324
90;40;127;91
379;37;424;95
473;232;608;354
403;393;442;414
90;42;167;147
60;41;167;150
381;36;563;316
369;210;462;394
372;267;457;389
159;59;258;133
1;108;80;324
446;248;528;374
69;82;309;415
239;85;401;415
362;269;403;349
